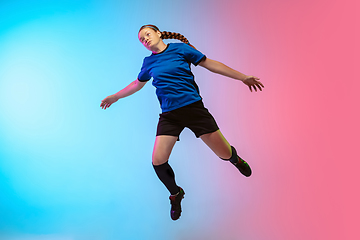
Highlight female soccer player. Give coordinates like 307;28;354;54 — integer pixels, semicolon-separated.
100;24;264;221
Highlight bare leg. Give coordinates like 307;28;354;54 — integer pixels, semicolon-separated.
152;135;178;165
152;135;185;220
200;130;232;159
201;130;252;177
152;135;180;195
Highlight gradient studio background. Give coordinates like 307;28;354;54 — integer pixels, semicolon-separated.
0;0;358;240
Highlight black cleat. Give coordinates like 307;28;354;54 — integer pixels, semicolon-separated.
169;187;185;220
233;156;252;177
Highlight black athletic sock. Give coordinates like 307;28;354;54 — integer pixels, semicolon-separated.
220;146;239;164
153;161;180;195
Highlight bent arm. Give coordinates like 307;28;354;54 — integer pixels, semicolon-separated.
114;79;147;99
198;58;247;81
100;79;147;109
198;58;264;92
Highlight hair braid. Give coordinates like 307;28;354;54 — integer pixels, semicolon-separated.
161;31;196;49
139;25;197;49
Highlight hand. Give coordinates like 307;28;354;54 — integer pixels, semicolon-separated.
242;76;264;92
100;94;119;109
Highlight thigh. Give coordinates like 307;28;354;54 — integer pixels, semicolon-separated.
152;135;178;165
185;101;219;138
156;111;184;139
200;130;232;159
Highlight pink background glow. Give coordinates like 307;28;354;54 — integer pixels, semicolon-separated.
190;1;358;239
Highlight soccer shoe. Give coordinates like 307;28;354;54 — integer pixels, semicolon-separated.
233;156;252;177
169;187;185;220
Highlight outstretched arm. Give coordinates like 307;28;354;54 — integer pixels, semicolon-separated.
198;58;264;92
100;79;147;109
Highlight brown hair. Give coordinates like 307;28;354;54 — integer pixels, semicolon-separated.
139;24;196;49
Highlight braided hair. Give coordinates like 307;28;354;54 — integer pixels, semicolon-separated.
139;24;196;49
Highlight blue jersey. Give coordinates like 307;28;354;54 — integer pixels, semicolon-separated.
138;43;206;112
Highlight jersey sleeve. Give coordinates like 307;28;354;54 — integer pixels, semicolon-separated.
182;43;206;66
137;58;151;82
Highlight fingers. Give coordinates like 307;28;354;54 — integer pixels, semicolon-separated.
248;83;264;92
248;79;264;92
258;81;264;88
248;83;258;92
256;83;262;91
255;80;264;91
100;101;111;109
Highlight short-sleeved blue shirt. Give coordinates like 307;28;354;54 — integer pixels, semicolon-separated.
138;43;206;112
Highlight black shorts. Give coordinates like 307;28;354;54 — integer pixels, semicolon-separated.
156;100;219;140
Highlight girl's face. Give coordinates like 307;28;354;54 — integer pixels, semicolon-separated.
138;28;162;50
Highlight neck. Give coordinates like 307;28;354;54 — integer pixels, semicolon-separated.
151;41;167;54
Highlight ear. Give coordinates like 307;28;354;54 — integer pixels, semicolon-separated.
157;31;162;38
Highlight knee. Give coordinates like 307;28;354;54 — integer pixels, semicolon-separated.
219;148;232;159
216;145;232;159
220;146;236;161
152;153;169;166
